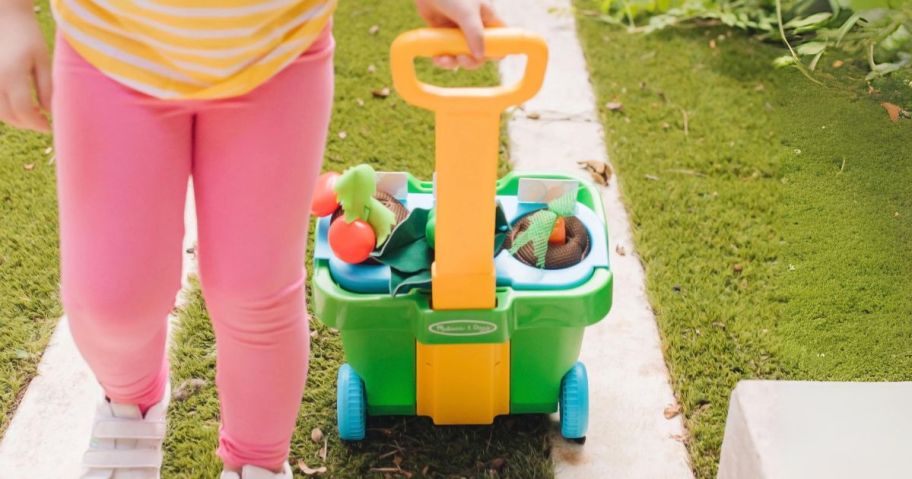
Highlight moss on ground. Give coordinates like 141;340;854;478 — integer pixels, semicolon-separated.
0;0;60;438
163;2;550;478
574;2;912;477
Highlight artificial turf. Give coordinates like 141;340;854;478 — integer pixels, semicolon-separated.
573;2;912;477
0;0;60;438
162;1;551;478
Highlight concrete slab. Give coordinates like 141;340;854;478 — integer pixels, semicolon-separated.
719;381;912;479
495;0;693;477
0;182;198;478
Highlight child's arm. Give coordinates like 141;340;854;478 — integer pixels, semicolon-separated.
0;0;52;132
415;0;504;70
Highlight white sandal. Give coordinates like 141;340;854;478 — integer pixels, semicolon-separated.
220;463;293;479
80;384;170;479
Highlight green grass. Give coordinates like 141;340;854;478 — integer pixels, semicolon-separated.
0;0;60;438
163;2;551;478
573;3;912;477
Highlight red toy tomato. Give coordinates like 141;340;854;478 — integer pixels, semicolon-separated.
549;217;567;245
329;218;376;264
312;172;341;217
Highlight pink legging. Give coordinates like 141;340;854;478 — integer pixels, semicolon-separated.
52;24;333;470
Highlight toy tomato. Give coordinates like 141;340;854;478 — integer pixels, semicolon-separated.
312;172;341;217
329;218;376;264
549;217;566;245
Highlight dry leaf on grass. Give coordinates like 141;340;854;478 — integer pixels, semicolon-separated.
882;102;902;123
577;160;612;185
310;427;324;444
23;163;35;171
372;87;390;99
43;146;53;155
338;131;347;140
355;98;365;107
367;64;377;74
173;378;207;401
605;101;623;112
832;60;844;68
319;438;328;462
368;25;380;35
664;403;682;419
298;461;327;476
733;263;744;273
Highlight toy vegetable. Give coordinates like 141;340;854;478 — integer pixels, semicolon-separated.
312;172;341;217
509;190;589;269
326;165;396;264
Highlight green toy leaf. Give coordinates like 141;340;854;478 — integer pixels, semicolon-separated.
374;208;433;274
390;268;432;297
509;209;559;268
366;197;396;245
548;190;578;217
333;164;396;246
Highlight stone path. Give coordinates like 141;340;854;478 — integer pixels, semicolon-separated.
496;0;693;477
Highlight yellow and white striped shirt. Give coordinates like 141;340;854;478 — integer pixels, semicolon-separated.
51;0;337;99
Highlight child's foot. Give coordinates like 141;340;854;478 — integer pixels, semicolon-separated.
79;386;170;479
219;463;293;479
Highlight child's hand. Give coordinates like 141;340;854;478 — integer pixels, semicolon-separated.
415;0;504;70
0;4;52;132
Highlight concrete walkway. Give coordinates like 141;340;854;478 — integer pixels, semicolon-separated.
496;0;694;477
0;184;198;478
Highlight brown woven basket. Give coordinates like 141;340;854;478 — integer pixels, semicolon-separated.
505;213;590;269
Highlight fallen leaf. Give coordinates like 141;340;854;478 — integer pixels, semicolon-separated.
355;98;365;107
577;160;612;185
605;101;623;112
664;403;682;419
310;427;324;444
43;146;53;155
23;163;35;171
832;59;844;68
754;84;765;92
421;466;430;475
882;102;901;123
372;87;390;99
298;461;327;476
645;174;660;181
310;329;320;339
338;131;347;139
615;243;626;256
709;39;717;49
661;122;670;130
867;84;875;95
367;64;377;74
173;378;207;401
733;263;744;273
368;25;380;35
526;111;541;120
369;468;399;473
319;437;328;462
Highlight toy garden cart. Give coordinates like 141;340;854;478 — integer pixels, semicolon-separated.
310;28;612;441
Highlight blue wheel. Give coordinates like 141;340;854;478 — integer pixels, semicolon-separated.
337;364;366;441
559;362;589;440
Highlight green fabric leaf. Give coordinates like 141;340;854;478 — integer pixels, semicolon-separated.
509;209;558;268
390;268;432;297
374;208;433;274
548;190;578;217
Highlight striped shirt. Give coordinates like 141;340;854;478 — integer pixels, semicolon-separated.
51;0;337;99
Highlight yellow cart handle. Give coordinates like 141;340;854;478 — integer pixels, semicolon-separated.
390;28;548;310
391;28;548;113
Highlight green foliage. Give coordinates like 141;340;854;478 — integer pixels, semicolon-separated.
575;3;912;475
598;0;912;79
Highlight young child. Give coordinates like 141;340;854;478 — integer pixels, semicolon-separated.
0;0;502;477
